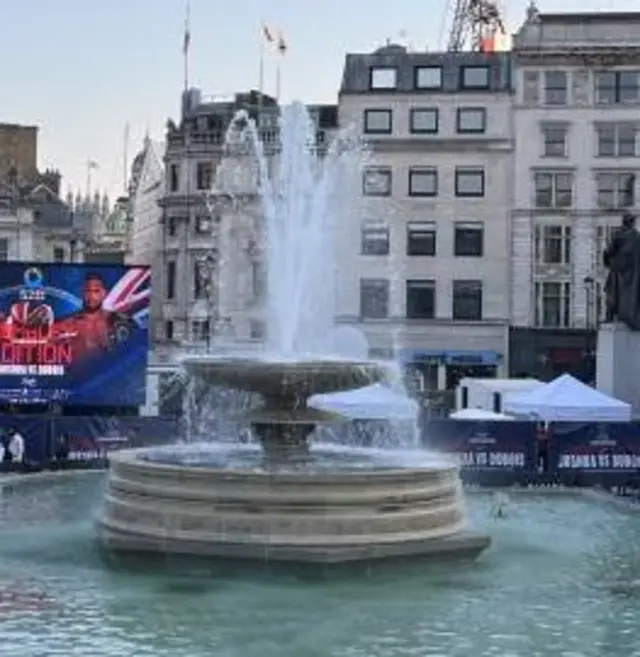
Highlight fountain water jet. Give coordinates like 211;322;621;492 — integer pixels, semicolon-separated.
98;102;490;564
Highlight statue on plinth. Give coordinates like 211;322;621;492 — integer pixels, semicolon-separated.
603;210;640;330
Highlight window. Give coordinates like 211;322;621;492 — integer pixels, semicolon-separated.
455;168;485;197
534;225;572;264
165;320;174;341
53;247;65;262
595;224;616;266
408;168;438;196
196;162;213;190
596;172;635;209
415;66;442;90
362;167;392;196
454;222;484;257
452;280;483;320
460;66;489;90
195;216;211;234
250;319;265;339
0;238;7;261
595;70;640;105
167;216;178;237
361;221;390;255
360;278;389;319
251;261;265;299
542;124;567;157
544;71;568;105
370;67;397;90
363;109;392;134
406;221;436;256
406;280;435;319
191;320;210;342
534;172;573;209
535;281;572;327
522;70;540;104
166;261;176;300
169;164;180;192
596;123;637;157
456;108;486;134
194;262;207;299
409;108;438;134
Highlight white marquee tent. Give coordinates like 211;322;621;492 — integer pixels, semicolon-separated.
449;408;516;421
309;384;419;421
502;373;631;422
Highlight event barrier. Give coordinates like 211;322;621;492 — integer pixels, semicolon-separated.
0;415;179;465
1;416;640;488
421;418;640;487
423;419;538;486
547;421;640;488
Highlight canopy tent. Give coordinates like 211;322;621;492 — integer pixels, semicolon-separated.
503;373;631;422
309;384;419;421
449;408;515;421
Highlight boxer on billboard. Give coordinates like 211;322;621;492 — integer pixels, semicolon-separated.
56;273;133;355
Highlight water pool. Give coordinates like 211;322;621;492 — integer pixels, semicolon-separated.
0;474;638;657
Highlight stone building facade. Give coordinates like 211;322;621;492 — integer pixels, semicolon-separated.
337;46;513;387
510;8;640;379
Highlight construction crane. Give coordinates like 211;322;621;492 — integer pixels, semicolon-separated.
446;0;506;52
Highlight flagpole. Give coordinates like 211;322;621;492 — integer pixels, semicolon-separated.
258;26;265;123
183;0;191;92
276;31;287;104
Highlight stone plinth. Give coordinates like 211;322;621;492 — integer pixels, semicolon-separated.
97;449;490;564
596;322;640;414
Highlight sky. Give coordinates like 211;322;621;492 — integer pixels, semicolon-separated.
1;0;636;201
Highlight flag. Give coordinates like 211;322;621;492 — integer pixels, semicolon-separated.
277;31;287;55
262;23;274;43
88;160;99;170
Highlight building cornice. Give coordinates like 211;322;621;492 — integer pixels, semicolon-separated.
515;47;640;66
369;137;513;153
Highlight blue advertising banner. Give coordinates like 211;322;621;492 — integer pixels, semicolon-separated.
423;420;536;471
549;422;640;472
0;263;150;406
51;416;178;461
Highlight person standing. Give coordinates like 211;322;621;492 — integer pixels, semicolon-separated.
8;428;25;466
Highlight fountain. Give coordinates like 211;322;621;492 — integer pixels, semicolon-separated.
98;102;490;564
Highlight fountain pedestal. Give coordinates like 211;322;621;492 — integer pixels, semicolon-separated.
597;322;640;414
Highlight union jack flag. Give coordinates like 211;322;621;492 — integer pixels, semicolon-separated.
103;267;151;326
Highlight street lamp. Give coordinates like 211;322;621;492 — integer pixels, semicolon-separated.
583;275;596;383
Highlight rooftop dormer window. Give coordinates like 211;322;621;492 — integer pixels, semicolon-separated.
369;67;397;91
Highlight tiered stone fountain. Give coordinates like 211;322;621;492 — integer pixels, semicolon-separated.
98;356;490;563
98;101;489;564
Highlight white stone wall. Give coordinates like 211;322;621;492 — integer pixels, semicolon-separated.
0;207;34;260
512;62;640;328
336;92;513;356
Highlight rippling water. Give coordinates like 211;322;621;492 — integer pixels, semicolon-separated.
0;474;639;657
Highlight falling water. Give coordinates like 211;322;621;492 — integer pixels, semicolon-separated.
226;102;366;357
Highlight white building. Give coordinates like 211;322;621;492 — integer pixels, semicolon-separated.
157;90;338;353
0;179;90;263
510;7;640;377
129;137;165;267
128;136;165;343
337;45;513;388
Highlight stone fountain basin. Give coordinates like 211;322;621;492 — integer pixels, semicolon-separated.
97;448;491;564
180;355;389;397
